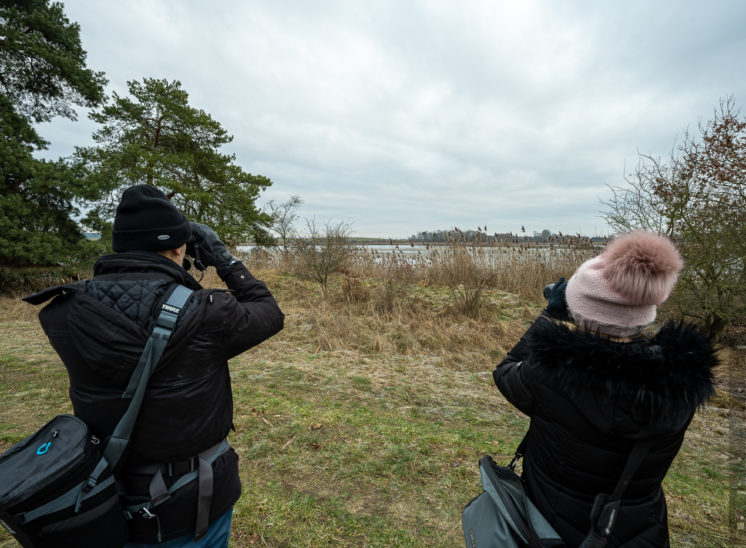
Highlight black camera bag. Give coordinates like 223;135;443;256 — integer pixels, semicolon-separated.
0;415;124;548
0;284;193;547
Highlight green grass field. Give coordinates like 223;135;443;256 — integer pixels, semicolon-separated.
1;272;743;547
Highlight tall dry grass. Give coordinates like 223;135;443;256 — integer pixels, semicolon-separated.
238;231;600;299
233;242;583;365
0;296;39;322
238;231;600;364
1;237;597;365
348;232;599;313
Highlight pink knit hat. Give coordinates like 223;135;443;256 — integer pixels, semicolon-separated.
565;231;683;337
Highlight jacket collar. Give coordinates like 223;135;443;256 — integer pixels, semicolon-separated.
526;319;717;426
93;252;203;291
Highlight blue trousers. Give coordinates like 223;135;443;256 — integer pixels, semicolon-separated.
123;508;233;548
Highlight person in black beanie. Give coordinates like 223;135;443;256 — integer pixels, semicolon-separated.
24;184;284;546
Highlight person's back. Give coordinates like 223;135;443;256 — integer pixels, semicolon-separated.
494;232;717;546
30;185;284;545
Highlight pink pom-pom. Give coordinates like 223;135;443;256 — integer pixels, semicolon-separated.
602;231;683;305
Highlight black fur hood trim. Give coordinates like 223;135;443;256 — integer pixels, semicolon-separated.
526;320;718;426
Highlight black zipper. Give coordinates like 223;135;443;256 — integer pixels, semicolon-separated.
12;430;103;512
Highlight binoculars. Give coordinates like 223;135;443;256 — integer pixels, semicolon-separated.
183;235;206;272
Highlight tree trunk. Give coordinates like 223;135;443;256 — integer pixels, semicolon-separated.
705;313;726;342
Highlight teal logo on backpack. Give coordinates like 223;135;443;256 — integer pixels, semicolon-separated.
36;442;51;455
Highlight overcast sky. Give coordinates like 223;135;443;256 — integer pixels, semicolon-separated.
38;1;746;238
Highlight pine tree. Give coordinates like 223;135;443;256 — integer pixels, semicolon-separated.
78;78;273;246
0;0;106;266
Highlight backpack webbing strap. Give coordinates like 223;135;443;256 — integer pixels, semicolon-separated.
19;476;115;524
121;284;193;398
103;284;193;470
195;454;214;540
122;439;230;541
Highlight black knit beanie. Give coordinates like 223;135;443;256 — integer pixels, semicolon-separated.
112;185;192;252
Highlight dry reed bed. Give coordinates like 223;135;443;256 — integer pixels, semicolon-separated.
242;239;599;302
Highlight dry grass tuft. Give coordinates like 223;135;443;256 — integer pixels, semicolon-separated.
0;296;40;322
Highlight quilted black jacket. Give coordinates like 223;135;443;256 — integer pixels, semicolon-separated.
493;315;717;547
24;251;284;541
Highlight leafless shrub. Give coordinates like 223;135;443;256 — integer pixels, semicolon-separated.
292;219;356;293
601;96;746;338
267;195;302;259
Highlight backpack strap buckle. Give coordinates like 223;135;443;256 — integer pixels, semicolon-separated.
166;456;197;477
139;507;156;520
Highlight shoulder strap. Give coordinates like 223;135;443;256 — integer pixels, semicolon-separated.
580;439;652;548
508;431;529;470
103;284;194;470
610;440;651;501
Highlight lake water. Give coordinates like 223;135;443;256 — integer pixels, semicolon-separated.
236;243;598;265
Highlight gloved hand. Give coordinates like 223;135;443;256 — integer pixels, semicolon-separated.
188;222;235;274
543;277;570;321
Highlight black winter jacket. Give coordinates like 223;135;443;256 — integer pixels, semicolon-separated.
25;252;284;542
493;315;717;547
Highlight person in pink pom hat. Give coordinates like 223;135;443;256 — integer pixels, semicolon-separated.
492;231;718;547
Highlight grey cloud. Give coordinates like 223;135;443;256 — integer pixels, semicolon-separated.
36;0;746;237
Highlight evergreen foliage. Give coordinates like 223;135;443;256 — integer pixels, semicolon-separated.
0;0;106;267
78;78;274;246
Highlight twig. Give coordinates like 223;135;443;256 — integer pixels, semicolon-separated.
279;435;297;452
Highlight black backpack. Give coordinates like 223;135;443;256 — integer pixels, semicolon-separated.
0;284;193;548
